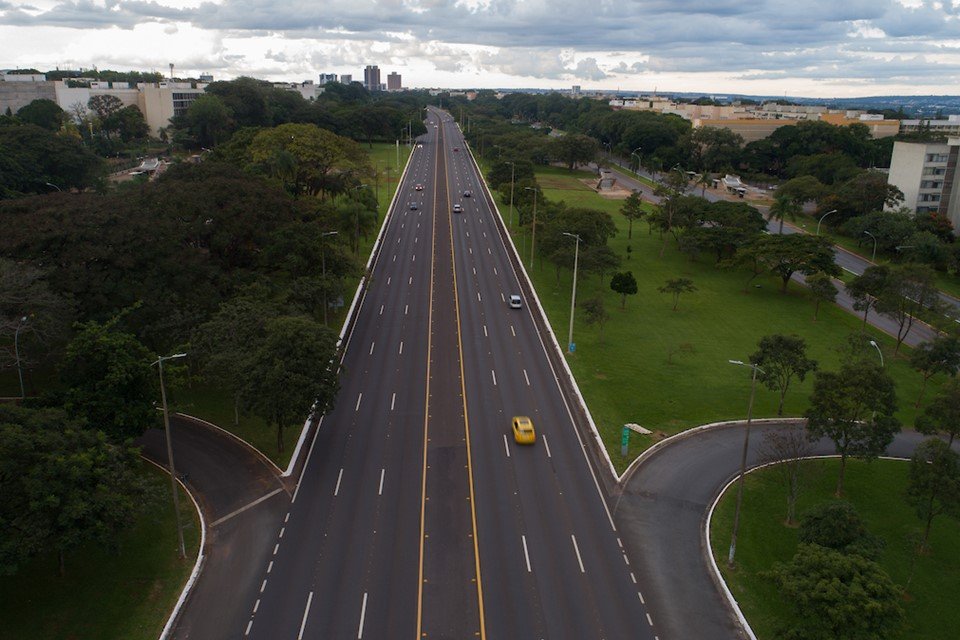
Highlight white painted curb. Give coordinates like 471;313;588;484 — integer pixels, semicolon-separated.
283;143;416;478
141;456;207;640
462;139;620;483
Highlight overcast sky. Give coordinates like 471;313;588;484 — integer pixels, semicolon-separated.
2;0;959;97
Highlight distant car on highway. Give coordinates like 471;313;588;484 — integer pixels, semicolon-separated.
512;416;536;445
453;147;459;152
409;202;418;210
463;190;472;197
453;203;463;213
509;294;522;309
415;184;424;191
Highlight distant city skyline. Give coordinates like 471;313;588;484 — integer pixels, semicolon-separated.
2;1;960;98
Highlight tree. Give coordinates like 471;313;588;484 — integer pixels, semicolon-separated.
107;105;149;142
759;424;814;525
806;362;900;496
906;438;960;552
61;318;157;442
909;335;960;407
0;124;104;197
741;234;839;293
799;501;883;559
658;277;696;311
610;271;638;309
875;264;940;354
683;200;766;263
767;194;803;234
806;272;838;320
87;94;124;121
16;99;64;131
241;316;340;453
580;297;610;343
549;133;598;171
620;191;645;239
750;334;818;416
0;405;145;576
845;265;890;328
776;175;826;207
767;544;904;640
915;380;960;446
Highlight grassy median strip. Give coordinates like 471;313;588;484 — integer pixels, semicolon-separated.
708;459;960;639
494;166;936;473
0;460;200;640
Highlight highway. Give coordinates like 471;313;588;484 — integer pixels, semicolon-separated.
241;110;654;639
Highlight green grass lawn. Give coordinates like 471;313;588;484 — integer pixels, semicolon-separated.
0;460;201;640
493;167;939;472
709;458;960;639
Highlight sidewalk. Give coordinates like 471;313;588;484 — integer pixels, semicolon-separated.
137;414;290;640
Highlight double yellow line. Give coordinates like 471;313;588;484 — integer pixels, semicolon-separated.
415;116;486;638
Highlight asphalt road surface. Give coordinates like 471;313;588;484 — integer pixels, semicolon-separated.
615;423;953;640
242;110;655;639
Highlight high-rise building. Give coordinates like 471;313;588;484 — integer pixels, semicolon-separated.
886;139;960;229
364;65;380;92
319;73;337;85
340;74;352;84
387;72;401;91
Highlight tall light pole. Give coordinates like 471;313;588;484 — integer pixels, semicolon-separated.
631;146;642;173
352;184;369;254
14;315;28;399
869;340;885;367
863;230;878;261
524;186;539;270
45;182;62;192
727;359;763;567
154;352;188;559
320;231;339;326
816;209;837;236
507;161;516;228
563;233;581;353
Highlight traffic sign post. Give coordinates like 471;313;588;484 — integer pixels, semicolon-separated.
620;426;630;457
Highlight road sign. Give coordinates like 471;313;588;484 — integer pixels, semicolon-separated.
621;426;630;457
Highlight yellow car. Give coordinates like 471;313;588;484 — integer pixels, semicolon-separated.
512;416;536;445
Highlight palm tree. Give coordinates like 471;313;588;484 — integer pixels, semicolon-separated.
695;172;712;197
768;195;802;234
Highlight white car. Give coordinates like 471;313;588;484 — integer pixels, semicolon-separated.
453;203;463;213
509;294;522;309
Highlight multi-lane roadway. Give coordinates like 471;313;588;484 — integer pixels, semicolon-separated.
241;109;656;639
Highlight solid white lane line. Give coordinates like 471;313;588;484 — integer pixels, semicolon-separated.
523;369;530;386
297;591;314;640
245;620;253;636
543;434;552;458
399;341;404;355
483;325;488;337
522;535;532;572
357;592;368;639
510;325;516;337
334;468;344;496
378;468;385;495
571;535;585;573
267;560;273;573
356;393;363;411
391;393;396;410
491;370;497;386
369;342;375;355
503;434;510;458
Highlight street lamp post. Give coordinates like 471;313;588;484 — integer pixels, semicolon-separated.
507;161;516;228
863;230;878;261
563;233;581;353
320;231;339;326
727;359;763;567
631;146;642;173
352;184;369;254
816;209;837;236
869;340;885;367
153;352;188;559
14;316;28;399
524;187;539;270
45;182;62;192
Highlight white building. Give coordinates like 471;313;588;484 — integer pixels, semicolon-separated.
886;139;960;228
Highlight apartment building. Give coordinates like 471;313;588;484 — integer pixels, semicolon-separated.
886;139;960;228
387;72;401;91
364;65;380;92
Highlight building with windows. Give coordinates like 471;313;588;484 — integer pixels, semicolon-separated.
387;72;401;91
364;65;380;92
886;140;960;228
340;74;352;84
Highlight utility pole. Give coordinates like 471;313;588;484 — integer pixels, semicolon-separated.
154;353;188;560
